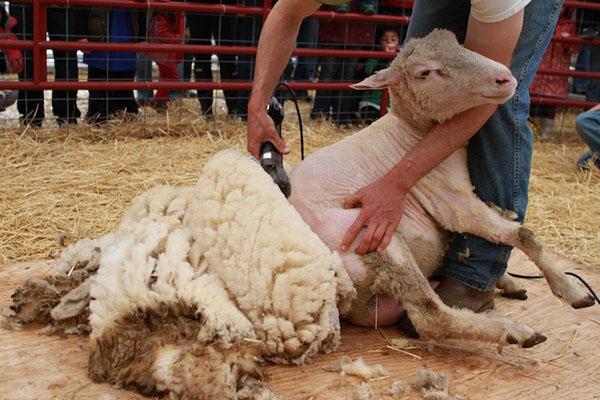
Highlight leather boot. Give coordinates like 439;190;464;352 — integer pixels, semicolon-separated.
397;278;495;338
435;277;495;312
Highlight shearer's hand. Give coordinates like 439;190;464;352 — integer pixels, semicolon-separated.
247;106;289;159
340;176;406;255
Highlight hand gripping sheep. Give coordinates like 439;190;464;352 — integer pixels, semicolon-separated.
7;29;595;400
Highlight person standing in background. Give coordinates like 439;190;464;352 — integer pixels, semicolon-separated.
9;3;81;126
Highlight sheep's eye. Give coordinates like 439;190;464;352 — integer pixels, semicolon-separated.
419;69;431;78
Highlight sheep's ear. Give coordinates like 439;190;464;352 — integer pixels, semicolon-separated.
350;67;396;90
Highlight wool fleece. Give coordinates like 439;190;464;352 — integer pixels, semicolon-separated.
10;150;355;399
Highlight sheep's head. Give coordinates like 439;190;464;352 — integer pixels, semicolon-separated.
352;29;517;126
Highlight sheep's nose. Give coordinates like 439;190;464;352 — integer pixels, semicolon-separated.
495;71;517;88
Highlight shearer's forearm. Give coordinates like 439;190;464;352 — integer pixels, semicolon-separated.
388;11;524;192
249;0;320;113
387;104;496;191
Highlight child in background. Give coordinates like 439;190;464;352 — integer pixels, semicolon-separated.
0;8;23;112
358;27;399;123
146;11;185;112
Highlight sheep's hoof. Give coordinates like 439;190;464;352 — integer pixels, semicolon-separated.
522;333;547;348
501;289;528;301
571;294;595;309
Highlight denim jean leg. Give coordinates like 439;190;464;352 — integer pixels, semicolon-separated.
573;46;590;94
576;110;600;156
404;0;470;43
443;0;564;291
585;45;600;102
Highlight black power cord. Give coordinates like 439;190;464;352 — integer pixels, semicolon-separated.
275;82;305;160
508;271;600;306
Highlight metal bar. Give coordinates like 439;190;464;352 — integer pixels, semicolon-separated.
9;0;409;23
262;0;271;24
564;0;600;11
537;68;600;79
40;40;398;59
531;96;598;108
1;78;598;110
32;0;43;84
552;35;600;46
0;81;357;90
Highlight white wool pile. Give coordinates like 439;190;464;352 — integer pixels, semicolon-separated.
353;382;376;400
331;356;388;381
413;369;455;400
79;150;354;362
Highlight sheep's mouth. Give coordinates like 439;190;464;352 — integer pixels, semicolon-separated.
481;92;515;103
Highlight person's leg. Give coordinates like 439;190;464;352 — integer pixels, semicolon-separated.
9;4;44;126
311;55;336;119
154;63;180;109
573;46;590;95
404;0;470;43
217;12;240;116
47;7;81;125
293;17;319;100
136;54;154;105
188;11;215;115
110;69;139;117
333;56;358;125
585;45;600;102
441;0;565;292
231;4;262;119
576;110;600;169
86;66;109;123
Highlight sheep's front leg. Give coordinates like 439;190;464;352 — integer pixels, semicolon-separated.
370;238;546;348
424;188;595;309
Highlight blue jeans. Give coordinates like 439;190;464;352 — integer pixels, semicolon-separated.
576;110;600;158
406;0;564;291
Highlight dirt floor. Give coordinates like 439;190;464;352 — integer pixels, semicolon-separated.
1;251;599;400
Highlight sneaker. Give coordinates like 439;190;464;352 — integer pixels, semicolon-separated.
335;4;350;13
577;150;600;171
151;100;169;113
136;98;153;108
360;4;376;14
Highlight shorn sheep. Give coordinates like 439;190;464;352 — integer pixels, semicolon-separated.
7;29;594;399
289;29;594;345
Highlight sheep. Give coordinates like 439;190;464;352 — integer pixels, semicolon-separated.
288;29;595;347
10;150;355;399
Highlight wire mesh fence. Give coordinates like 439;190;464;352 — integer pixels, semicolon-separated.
0;0;598;134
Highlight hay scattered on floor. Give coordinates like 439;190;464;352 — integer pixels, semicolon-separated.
1;106;598;269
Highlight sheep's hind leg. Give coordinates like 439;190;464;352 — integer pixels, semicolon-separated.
368;238;546;348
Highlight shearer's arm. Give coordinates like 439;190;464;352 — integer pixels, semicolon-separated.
247;0;321;158
342;11;526;254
